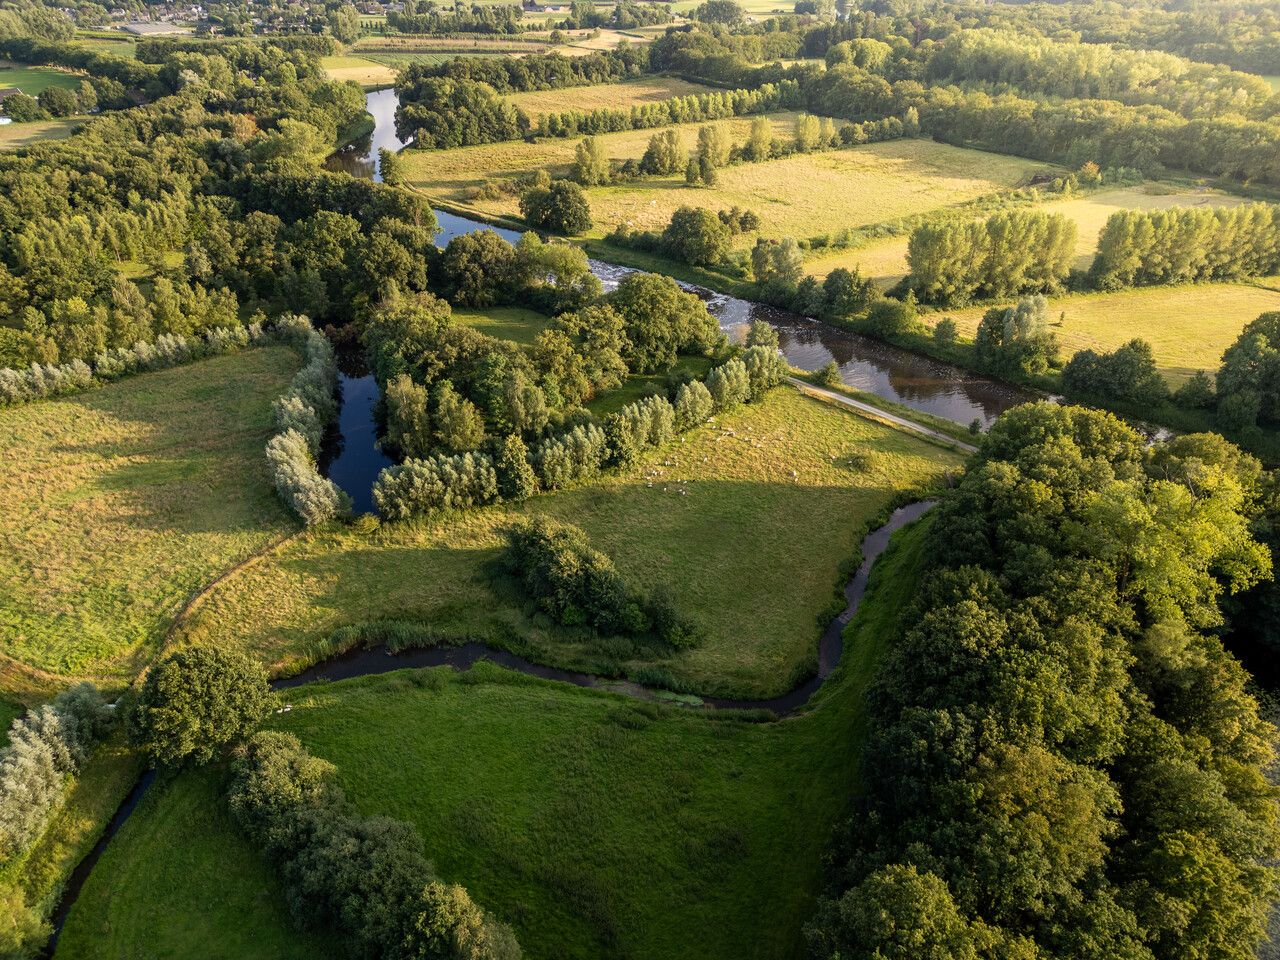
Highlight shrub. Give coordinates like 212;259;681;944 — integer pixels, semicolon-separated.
533;423;608;490
816;360;842;387
228;732;518;960
1062;338;1168;405
933;317;958;346
520;180;593;235
266;428;350;526
493;434;538;501
503;517;642;634
373;450;499;520
707;357;750;409
674;379;714;430
0;684;112;862
129;649;273;767
742;344;787;400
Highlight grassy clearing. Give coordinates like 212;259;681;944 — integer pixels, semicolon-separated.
407;113;814;214
586;355;713;416
0;117;83;149
70;33;137;57
1264;75;1280;92
0;347;299;700
583;139;1047;243
505;76;714;123
453;305;552;346
59;508;935;960
933;279;1280;386
178;387;961;699
804;181;1248;287
319;53;398;88
0;61;81;94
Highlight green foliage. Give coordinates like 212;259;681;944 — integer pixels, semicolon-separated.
673;378;714;430
742;345;787;401
607;273;719;374
822;267;877;319
385;374;432;459
907;210;1077;306
520;180;593;236
433;381;488;452
533;423;608;490
812;402;1279;960
1063;338;1169;406
228;732;518;959
1216;312;1280;427
395;76;529;149
640;129;684;176
707;357;750;410
662;206;733;268
1090;205;1280;290
130;649;273;768
972;295;1059;378
0;684;112;862
571;136;612;187
494;434;538;502
373;450;498;520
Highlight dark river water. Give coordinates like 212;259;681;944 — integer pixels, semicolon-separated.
320;89;1036;512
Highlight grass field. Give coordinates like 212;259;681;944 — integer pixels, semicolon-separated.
408;133;1048;245
0;117;84;149
1264;75;1280;92
405;113;802;213
804;181;1250;287
58;504;936;960
70;33;137;57
933;279;1280;386
0;61;81;95
319;53;399;88
453;305;553;345
506;76;715;123
0;347;300;701
176;387;961;699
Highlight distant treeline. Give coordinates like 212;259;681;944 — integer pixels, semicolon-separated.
387;3;525;35
396;45;651;94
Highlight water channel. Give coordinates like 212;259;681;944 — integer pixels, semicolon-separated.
320;87;1036;512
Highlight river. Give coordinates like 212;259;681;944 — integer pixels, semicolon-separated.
320;88;1035;512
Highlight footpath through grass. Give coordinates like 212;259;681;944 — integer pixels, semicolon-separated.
57;503;935;960
178;387;961;699
0;346;300;701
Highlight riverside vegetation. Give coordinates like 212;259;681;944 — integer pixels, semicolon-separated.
5;3;1280;960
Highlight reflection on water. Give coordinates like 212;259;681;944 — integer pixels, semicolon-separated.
323;87;406;182
323;369;393;516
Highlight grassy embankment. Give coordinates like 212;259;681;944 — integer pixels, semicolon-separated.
57;491;938;960
0;346;300;705
175;386;962;700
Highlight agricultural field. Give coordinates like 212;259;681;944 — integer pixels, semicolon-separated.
352;35;553;58
319;54;399;88
58;504;936;960
453;304;553;346
0;61;81;94
404;113;803;214
0;347;300;702
174;387;962;699
804;181;1250;287
70;32;137;57
505;76;715;123
0;117;84;149
582;139;1049;243
670;0;790;15
932;278;1280;386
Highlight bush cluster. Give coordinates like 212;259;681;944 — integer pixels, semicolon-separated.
373;450;499;520
0;322;272;408
265;316;349;526
533;422;609;490
538;82;796;139
228;732;520;960
504;517;700;647
0;684;113;863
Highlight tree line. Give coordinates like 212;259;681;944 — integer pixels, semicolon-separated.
809;403;1279;960
397;44;651;94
